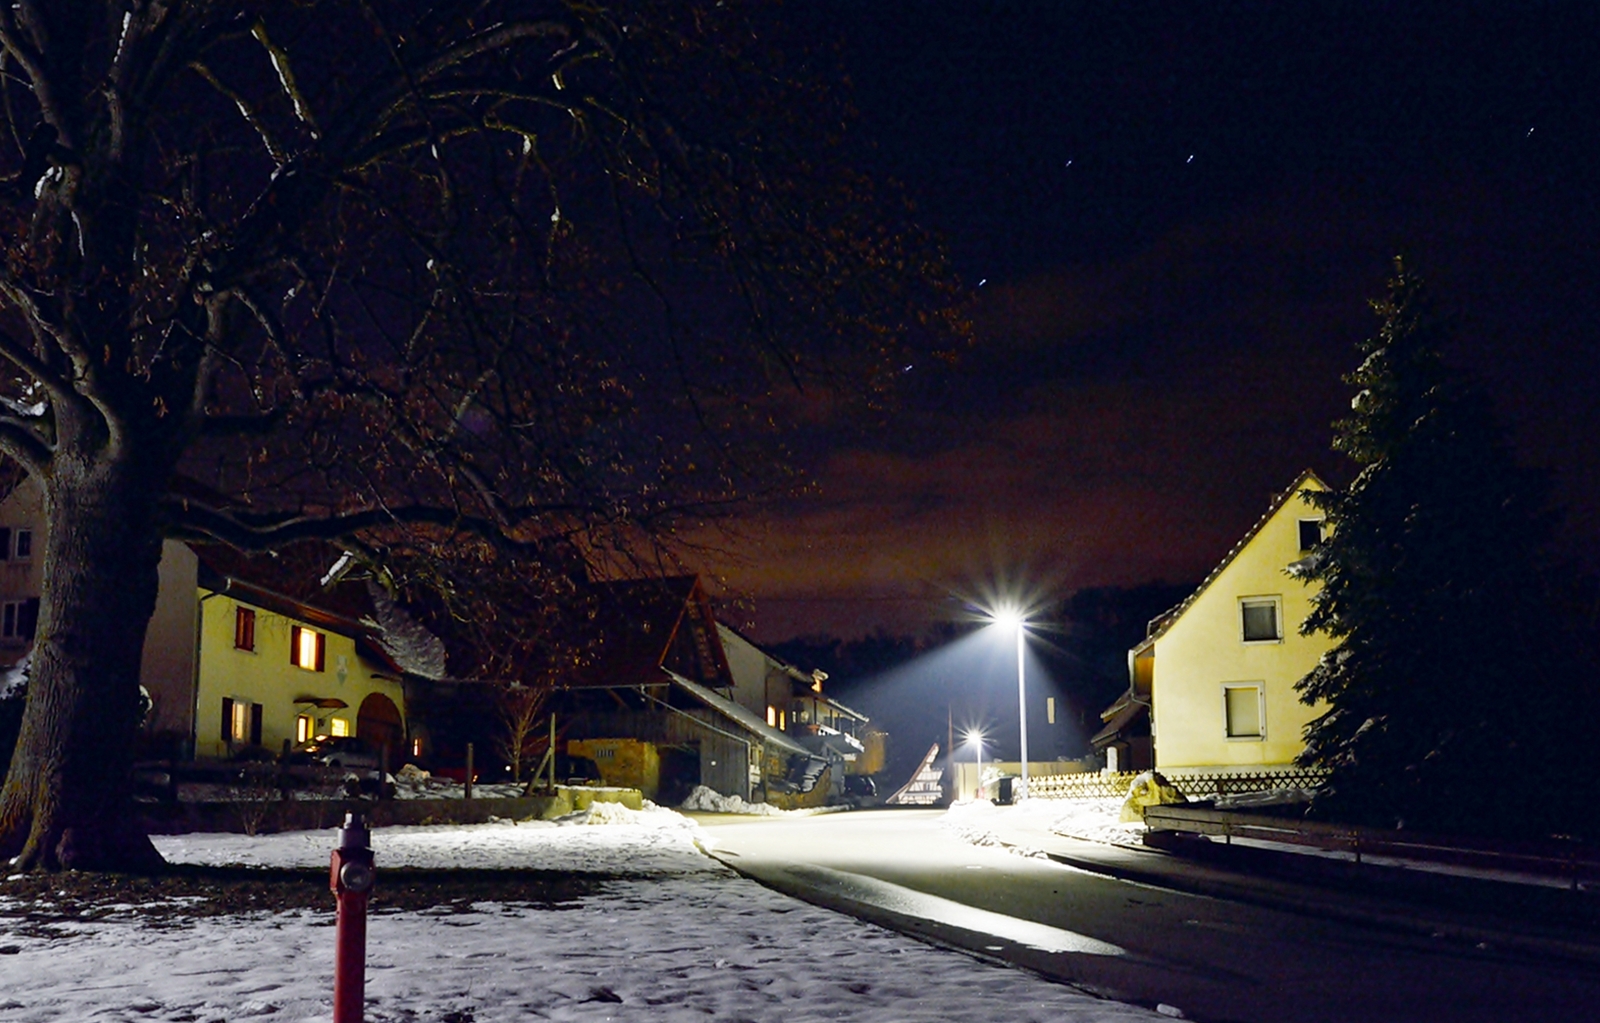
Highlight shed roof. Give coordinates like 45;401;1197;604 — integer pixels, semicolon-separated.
668;671;810;756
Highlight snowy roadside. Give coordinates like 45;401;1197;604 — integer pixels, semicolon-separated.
0;802;1161;1023
941;797;1145;858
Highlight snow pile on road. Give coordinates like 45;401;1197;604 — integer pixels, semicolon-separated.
1040;796;1147;846
680;784;790;815
940;796;1145;852
0;818;1164;1022
552;798;691;828
940;799;1050;858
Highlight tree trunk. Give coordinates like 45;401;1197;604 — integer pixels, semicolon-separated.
0;447;169;872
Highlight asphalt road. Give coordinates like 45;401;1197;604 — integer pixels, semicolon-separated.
694;809;1600;1023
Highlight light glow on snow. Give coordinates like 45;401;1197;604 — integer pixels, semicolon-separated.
0;808;1164;1023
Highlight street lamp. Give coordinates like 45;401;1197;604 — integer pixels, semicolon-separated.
964;729;984;800
988;605;1029;801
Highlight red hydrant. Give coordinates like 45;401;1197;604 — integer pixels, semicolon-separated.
330;811;376;1023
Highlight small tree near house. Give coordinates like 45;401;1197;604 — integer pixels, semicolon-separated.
494;683;548;785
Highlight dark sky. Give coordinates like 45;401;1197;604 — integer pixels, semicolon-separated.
705;1;1600;641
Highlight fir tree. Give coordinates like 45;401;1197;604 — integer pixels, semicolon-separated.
1295;259;1572;837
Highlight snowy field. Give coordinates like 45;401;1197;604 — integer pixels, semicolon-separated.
0;802;1161;1023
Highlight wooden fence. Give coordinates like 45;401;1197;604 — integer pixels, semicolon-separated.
1027;768;1326;801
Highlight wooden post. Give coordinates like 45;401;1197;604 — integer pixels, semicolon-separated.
465;743;474;801
548;713;557;791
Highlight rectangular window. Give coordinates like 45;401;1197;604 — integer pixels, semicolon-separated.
329;717;350;737
0;599;36;641
234;607;256;651
1047;696;1056;725
231;699;252;742
1240;598;1281;643
412;737;423;758
1298;519;1324;552
13;529;31;561
1224;685;1264;739
295;714;312;744
766;705;777;728
290;625;326;671
0;527;10;561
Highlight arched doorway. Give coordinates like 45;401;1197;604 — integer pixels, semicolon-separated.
356;693;404;769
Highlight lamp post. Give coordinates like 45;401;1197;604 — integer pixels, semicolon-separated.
965;729;984;800
989;606;1029;802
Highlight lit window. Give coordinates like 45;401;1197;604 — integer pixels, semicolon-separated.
13;530;31;561
290;625;325;671
295;714;312;744
1298;519;1324;552
412;737;423;758
234;607;256;651
1224;685;1264;739
766;705;777;728
329;718;350;737
222;697;261;744
1240;598;1281;643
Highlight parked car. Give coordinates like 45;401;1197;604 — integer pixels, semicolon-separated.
289;736;380;770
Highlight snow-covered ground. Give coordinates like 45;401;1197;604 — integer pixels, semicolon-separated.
0;802;1161;1023
944;796;1145;851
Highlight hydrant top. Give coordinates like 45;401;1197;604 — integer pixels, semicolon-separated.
339;811;371;854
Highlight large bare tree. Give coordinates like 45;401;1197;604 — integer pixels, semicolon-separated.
0;1;956;870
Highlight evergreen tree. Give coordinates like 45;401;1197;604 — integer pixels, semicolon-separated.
1295;259;1575;837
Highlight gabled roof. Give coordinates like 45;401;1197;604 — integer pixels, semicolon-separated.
1138;468;1327;649
195;560;404;676
563;575;735;691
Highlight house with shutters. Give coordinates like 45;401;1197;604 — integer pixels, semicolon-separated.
1093;469;1334;775
0;477;409;765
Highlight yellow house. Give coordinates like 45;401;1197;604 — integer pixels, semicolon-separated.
0;477;408;764
1137;469;1333;773
191;568;408;763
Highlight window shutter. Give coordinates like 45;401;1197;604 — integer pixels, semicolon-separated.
249;703;263;746
315;632;326;672
221;697;235;742
290;625;300;665
18;599;39;640
0;528;10;561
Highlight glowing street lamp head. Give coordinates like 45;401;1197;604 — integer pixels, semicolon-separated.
987;604;1026;632
963;729;984;748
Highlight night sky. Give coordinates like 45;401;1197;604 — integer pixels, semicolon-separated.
705;2;1600;642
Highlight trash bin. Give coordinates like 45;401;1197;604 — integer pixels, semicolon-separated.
995;776;1015;805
